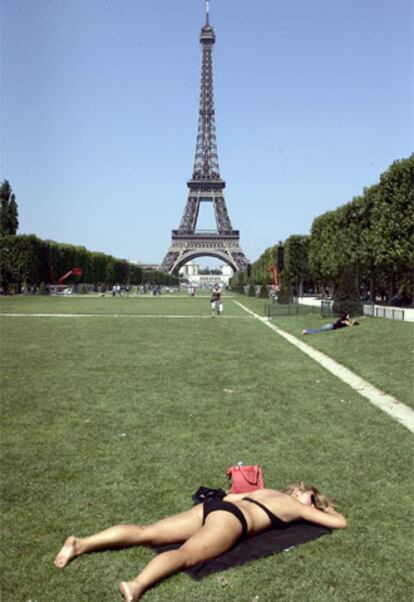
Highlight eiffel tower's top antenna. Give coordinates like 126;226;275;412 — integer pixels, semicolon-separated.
192;0;219;180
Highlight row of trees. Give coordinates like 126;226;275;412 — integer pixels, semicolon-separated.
0;233;179;293
231;155;414;305
0;179;179;292
309;156;413;302
230;237;310;297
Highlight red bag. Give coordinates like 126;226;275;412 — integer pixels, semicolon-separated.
226;464;264;493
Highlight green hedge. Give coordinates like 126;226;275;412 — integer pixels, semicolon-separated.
0;235;178;292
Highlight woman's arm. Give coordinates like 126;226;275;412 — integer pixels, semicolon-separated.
300;503;347;529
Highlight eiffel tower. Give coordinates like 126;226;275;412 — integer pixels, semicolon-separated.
160;1;248;275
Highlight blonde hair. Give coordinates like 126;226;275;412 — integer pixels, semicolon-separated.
284;481;334;511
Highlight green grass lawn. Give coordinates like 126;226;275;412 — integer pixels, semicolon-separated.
1;294;413;601
240;295;414;409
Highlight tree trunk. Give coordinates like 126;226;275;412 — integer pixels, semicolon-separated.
369;267;376;303
388;272;396;302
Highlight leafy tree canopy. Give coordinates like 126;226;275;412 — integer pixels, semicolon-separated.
0;179;19;236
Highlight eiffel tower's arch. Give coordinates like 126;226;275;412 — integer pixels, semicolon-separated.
160;3;248;275
171;248;237;276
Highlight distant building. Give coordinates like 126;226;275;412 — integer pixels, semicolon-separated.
131;261;160;271
179;262;233;287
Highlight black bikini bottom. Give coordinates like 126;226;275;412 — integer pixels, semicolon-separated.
202;499;248;540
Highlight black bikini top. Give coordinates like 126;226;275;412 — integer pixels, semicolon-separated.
243;497;289;530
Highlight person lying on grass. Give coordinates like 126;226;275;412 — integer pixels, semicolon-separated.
54;482;347;602
302;313;359;335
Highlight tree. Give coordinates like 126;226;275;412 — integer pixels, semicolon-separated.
277;274;293;304
347;190;378;303
309;207;351;294
0;180;19;236
8;194;19;235
0;180;12;234
251;245;277;285
247;282;256;296
229;269;247;293
284;235;310;296
0;235;47;292
0;182;18;235
371;155;414;301
333;263;362;316
258;284;269;298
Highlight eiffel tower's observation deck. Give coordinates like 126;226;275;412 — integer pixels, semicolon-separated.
160;1;248;274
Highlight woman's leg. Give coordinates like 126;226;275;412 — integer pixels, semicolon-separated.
53;506;203;568
320;323;334;331
303;324;334;334
119;511;242;602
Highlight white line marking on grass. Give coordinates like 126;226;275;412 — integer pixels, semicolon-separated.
0;313;253;319
234;301;414;433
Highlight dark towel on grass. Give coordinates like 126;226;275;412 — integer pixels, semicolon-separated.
154;521;331;580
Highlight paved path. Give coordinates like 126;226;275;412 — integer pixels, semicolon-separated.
235;300;414;433
298;296;414;323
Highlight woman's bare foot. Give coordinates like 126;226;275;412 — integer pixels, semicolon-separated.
119;580;143;602
53;536;79;568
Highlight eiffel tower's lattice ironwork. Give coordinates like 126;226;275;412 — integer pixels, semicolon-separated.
160;1;248;275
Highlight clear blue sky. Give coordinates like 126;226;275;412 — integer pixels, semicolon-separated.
1;0;413;265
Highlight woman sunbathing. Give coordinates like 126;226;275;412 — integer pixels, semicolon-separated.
54;481;347;601
302;313;359;335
